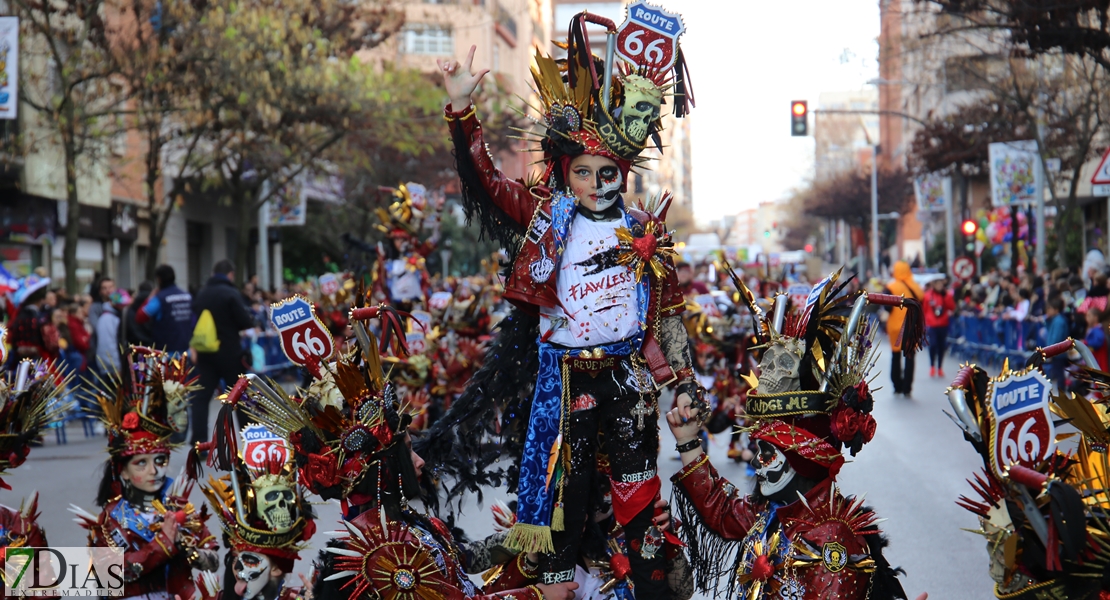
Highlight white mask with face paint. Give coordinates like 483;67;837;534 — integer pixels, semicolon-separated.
593;165;623;212
754;440;796;498
234;551;272;600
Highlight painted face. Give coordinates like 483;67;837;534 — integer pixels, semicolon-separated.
619;75;663;144
568;154;622;212
405;434;425;480
232;551;272;600
752;440;795;498
121;453;169;494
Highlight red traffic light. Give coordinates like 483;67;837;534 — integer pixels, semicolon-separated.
804;243;813;253
791;101;808;136
961;220;978;235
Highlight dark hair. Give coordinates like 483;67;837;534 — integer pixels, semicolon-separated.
154;264;176;287
95;459;122;507
138;280;155;294
1048;297;1064;313
214;260;235;276
676;262;691;270
1069;275;1084;289
1019;288;1031;300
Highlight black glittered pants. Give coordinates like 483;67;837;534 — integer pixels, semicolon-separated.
539;358;669;600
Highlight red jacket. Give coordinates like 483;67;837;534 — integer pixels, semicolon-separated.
447;104;684;384
672;455;879;599
923;288;956;328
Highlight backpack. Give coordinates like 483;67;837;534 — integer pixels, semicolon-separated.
190;309;220;353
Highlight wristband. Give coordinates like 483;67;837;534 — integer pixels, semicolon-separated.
675;380;698;400
675;438;701;453
673;367;694;382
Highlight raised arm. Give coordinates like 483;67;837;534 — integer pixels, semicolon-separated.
439;46;538;230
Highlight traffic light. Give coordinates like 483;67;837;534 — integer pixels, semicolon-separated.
791;101;808;136
961;219;978;236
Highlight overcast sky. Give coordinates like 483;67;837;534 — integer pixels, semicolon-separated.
678;1;881;224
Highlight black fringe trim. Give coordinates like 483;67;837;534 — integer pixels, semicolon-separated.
861;523;908;600
449;118;525;268
413;308;540;516
671;481;743;599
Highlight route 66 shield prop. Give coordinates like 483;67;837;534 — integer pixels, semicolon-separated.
241;423;290;469
269;295;334;366
987;366;1055;479
615;1;685;71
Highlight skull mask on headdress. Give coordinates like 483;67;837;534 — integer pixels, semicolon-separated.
252;475;297;533
757;338;805;394
619;75;663;145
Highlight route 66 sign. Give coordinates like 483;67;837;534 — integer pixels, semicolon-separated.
270;295;334;366
987;366;1055;479
241;423;289;469
616;1;685;71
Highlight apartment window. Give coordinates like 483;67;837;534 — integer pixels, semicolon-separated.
945;55;1007;92
402;26;453;55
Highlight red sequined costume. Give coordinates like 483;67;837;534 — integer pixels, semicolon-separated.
670;268;919;600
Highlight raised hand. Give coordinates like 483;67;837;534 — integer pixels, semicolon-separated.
436;45;490;110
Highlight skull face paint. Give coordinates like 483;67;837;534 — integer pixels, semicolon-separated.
752;440;795;498
619;75;663;145
252;476;297;533
122;453;169;493
757;339;804;394
233;550;272;600
593;165;623;211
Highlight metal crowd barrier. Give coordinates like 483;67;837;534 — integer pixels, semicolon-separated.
947;314;1044;368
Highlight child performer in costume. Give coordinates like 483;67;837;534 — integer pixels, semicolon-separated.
436;5;696;593
194;401;317;600
669;269;922;600
240;305;577;600
374;182;440;309
70;346;219;599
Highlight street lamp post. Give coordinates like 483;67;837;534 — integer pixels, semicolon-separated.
870;145;879;276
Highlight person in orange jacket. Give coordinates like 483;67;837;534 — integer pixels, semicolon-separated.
885;262;923;397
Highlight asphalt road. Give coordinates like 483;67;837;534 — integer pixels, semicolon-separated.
5;340;994;597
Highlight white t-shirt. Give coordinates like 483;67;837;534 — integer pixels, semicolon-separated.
540;214;639;347
388;258;423;302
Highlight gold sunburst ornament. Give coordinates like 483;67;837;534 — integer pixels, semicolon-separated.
614;220;678;281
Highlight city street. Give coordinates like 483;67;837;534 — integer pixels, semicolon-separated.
6;341;993;597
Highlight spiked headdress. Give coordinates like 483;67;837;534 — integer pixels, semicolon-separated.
200;421;314;571
375;182;432;240
0;332;70;487
85;346;197;458
513;2;693;187
234;304;417;508
722;263;926;472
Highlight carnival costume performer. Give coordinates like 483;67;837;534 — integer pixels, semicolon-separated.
944;339;1110;599
669;267;921;600
430;5;696;593
190;387;317;600
0;333;72;593
239;304;577;600
70;346;218;600
373;182;441;309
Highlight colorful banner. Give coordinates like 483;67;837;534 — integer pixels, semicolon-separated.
267;179;307;226
989;140;1041;207
914;172;946;212
0;18;17;120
